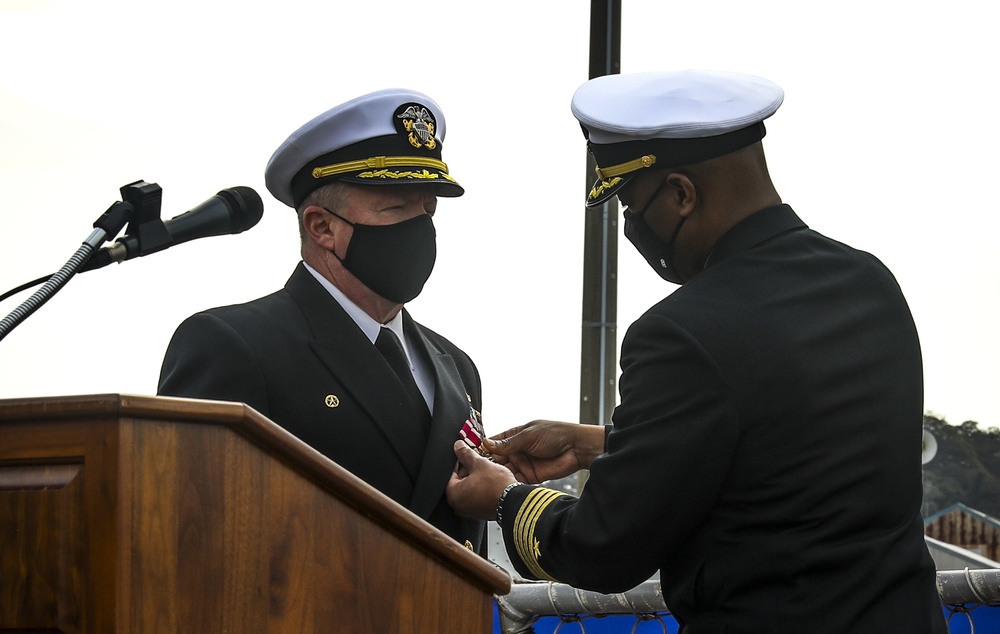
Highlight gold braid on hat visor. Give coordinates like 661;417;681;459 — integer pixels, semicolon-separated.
588;154;657;201
312;155;450;179
593;154;656;181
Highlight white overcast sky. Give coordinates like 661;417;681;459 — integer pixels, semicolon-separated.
1;0;997;434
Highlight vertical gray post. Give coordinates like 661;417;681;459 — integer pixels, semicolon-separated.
578;0;621;491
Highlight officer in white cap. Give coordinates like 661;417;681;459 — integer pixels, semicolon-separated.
448;70;947;632
159;89;488;555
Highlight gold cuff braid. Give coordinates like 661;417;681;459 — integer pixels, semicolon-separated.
513;487;567;581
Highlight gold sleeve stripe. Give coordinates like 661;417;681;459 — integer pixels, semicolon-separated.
593;154;657;181
513;487;567;581
312;156;449;179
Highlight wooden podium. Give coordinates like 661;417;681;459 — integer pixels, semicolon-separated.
0;394;510;633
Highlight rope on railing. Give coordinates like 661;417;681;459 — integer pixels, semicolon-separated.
938;568;1000;634
497;569;1000;634
497;580;667;633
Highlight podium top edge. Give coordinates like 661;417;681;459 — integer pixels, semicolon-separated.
0;393;254;425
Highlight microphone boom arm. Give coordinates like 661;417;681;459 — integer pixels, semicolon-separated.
0;180;263;343
0;193;135;343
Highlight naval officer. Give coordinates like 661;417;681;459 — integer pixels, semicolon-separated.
447;70;946;631
159;89;487;554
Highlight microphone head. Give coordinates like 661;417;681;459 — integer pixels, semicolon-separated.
163;186;264;246
216;186;264;233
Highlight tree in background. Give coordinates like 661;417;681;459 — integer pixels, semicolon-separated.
921;414;1000;519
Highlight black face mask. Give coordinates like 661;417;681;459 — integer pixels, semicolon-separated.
325;208;437;303
622;180;687;285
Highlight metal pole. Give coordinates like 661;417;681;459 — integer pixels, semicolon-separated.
578;0;621;491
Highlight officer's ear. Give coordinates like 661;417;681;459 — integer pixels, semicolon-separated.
663;173;698;218
301;205;337;250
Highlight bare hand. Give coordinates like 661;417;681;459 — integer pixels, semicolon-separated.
447;441;518;520
482;420;606;484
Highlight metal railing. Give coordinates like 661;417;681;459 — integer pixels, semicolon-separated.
496;569;1000;633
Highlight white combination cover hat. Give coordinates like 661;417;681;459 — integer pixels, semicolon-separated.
571;70;784;206
265;88;464;209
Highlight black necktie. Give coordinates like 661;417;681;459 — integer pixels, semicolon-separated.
375;328;430;420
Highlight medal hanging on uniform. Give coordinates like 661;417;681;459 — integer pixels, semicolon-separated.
459;395;490;458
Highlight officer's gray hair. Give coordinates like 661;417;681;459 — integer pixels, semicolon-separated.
297;182;350;244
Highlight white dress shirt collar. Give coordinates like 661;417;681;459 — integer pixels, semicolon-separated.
302;262;410;364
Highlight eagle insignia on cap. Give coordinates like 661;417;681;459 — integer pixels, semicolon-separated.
396;104;437;150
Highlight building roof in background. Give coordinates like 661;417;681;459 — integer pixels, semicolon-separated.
925;503;1000;530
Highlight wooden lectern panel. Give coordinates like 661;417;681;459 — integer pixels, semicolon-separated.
1;418;121;633
1;460;85;629
0;394;510;633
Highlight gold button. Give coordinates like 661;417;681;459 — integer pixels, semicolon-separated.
325;395;340;408
464;540;474;551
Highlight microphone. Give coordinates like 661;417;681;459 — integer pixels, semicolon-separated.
82;186;264;272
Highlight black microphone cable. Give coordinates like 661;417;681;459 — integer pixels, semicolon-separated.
0;274;52;304
0;199;132;343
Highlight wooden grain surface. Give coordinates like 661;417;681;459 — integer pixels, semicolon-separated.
0;393;509;633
